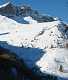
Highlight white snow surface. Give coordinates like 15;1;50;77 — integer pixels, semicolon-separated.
24;16;38;24
0;15;68;78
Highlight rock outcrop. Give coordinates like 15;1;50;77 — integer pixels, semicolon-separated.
0;2;56;23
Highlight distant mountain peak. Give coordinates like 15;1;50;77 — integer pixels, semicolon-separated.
0;2;10;8
0;2;59;23
0;2;17;16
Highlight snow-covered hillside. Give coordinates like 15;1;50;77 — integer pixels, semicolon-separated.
0;14;68;80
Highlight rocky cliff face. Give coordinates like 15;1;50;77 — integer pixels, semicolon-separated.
0;2;56;23
0;2;17;16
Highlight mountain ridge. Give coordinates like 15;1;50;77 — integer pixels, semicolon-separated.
0;2;58;24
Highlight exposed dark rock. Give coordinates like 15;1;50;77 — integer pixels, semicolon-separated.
0;2;56;23
0;2;17;16
0;46;58;80
0;46;42;80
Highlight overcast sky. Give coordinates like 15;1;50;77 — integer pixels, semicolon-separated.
0;0;68;22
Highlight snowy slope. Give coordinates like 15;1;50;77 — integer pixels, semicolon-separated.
0;14;68;79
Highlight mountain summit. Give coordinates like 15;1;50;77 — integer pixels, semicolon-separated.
0;2;57;24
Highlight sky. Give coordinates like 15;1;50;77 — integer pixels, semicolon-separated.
0;0;68;23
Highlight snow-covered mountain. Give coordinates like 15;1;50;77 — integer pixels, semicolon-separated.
0;2;57;24
0;2;68;80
